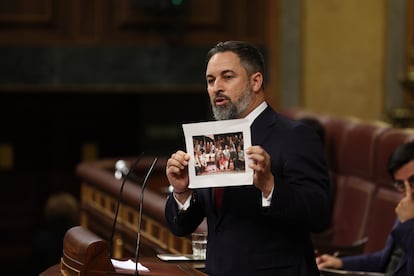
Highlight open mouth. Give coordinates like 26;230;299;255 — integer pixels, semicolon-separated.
214;96;229;106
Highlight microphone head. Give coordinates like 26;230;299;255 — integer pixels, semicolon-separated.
114;170;123;180
115;159;127;171
115;160;129;179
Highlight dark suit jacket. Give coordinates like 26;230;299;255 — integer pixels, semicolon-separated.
342;218;414;276
165;105;331;276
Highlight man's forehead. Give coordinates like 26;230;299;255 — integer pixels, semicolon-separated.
208;52;240;67
206;52;243;76
394;160;414;179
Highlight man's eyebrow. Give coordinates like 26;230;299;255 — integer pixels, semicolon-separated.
221;69;235;75
206;69;236;79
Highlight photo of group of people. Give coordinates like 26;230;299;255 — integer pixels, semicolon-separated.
192;132;246;176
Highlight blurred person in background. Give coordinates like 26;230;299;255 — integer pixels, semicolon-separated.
30;192;79;275
316;141;414;276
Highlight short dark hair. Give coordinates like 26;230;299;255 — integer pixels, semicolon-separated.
387;141;414;178
206;41;265;83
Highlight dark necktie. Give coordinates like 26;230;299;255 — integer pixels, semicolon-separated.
385;245;404;275
214;187;224;211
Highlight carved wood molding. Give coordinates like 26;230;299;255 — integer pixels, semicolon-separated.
0;0;268;45
81;183;193;258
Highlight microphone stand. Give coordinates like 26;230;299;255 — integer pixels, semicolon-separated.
109;153;144;259
134;157;158;276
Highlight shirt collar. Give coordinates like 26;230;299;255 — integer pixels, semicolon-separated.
245;101;268;125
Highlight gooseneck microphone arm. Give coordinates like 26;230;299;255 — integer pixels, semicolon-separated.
109;153;144;259
134;157;158;276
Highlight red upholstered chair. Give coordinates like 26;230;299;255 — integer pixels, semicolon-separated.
314;120;390;256
280;109;414;257
320;116;355;175
309;116;356;254
313;175;373;256
331;121;390;245
363;188;401;253
337;121;390;180
363;127;414;253
331;177;376;246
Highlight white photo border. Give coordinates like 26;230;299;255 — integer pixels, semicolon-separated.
182;119;253;188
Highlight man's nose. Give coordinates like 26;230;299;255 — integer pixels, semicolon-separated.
212;79;224;93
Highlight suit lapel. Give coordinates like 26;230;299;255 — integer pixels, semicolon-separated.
251;106;277;145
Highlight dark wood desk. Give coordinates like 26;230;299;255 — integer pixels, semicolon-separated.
40;257;207;276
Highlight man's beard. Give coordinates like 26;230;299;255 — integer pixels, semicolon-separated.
211;84;253;120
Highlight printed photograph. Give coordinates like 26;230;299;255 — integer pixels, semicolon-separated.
183;118;253;188
192;132;246;176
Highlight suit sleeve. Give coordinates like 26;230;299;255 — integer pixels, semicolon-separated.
165;191;206;237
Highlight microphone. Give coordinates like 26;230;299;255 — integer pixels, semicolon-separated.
134;157;158;276
114;159;130;180
109;153;144;258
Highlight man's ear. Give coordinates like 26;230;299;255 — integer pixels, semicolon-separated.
250;72;263;93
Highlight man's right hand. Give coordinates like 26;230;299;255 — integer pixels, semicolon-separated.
395;180;414;223
166;150;191;193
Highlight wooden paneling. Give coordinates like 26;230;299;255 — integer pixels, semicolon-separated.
0;0;73;44
101;0;267;45
0;1;275;273
0;0;53;23
0;0;268;46
81;183;193;257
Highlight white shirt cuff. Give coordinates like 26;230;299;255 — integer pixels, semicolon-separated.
174;193;192;211
262;186;274;207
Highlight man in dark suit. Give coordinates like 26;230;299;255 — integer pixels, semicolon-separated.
316;142;414;276
165;41;331;276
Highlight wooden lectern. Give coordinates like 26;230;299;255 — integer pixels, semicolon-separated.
60;225;115;275
56;225;207;276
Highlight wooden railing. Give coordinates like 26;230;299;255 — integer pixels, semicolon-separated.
76;157;207;259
